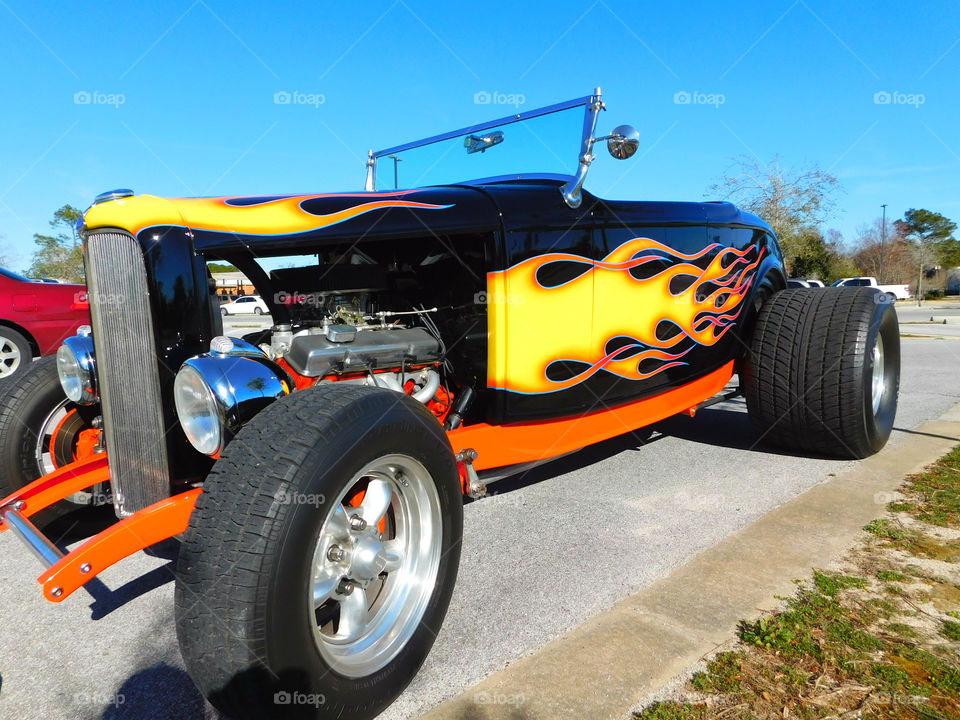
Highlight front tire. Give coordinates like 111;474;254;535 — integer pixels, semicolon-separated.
175;385;463;720
0;356;99;519
743;287;899;458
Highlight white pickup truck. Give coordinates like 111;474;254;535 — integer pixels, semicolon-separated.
831;276;912;301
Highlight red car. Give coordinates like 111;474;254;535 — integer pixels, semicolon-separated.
0;268;89;379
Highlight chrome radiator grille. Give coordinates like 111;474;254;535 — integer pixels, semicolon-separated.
85;231;170;516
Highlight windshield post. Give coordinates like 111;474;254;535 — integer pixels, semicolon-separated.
559;87;604;209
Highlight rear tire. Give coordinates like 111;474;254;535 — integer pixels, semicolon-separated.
175;385;463;720
743;287;899;458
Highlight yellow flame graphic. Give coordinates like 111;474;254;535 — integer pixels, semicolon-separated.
488;237;763;394
83;191;452;236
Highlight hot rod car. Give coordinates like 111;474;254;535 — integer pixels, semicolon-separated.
0;89;899;719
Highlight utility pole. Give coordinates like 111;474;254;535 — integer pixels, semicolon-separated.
879;203;887;284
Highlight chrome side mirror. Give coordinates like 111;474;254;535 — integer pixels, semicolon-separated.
606;125;640;159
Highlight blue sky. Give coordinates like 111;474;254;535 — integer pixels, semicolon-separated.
0;0;957;271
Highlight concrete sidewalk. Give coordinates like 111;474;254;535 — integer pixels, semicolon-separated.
421;402;960;720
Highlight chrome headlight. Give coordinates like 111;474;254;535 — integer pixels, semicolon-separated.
174;364;223;456
56;329;98;404
174;338;289;457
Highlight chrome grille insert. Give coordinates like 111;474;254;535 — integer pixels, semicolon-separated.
85;231;170;516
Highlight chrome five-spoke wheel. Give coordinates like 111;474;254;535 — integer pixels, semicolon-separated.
310;454;442;677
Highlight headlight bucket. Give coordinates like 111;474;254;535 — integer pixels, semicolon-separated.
57;331;98;405
174;347;289;457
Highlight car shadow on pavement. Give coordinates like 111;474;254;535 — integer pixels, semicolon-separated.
482;401;834;500
654;402;837;459
479;429;667;498
892;426;960;443
101;663;208;720
84;539;181;620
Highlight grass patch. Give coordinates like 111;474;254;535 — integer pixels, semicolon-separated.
864;517;909;540
639;703;708;720
901;445;960;527
691;653;743;693
877;569;909;582
940;619;960;641
886;622;919;639
864;519;960;562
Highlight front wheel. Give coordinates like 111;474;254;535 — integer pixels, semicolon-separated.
175;385;463;720
0;355;101;520
220;307;228;316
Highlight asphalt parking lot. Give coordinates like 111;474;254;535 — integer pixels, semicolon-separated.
0;304;959;720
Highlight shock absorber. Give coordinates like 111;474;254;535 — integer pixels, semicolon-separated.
444;385;476;430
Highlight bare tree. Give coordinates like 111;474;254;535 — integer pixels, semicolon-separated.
707;155;840;269
852;218;914;284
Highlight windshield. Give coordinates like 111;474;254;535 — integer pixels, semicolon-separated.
370;100;587;191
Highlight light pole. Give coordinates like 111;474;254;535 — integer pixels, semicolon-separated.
879;203;887;283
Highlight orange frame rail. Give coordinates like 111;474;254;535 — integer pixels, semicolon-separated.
38;488;201;602
0;454;201;603
0;455;109;531
448;361;735;471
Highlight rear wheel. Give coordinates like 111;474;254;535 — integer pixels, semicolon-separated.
175;384;463;720
743;287;899;458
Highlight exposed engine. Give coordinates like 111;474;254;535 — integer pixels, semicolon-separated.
226;240;488;429
261;303;447;417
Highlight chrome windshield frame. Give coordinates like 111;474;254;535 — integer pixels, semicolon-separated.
363;89;602;193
